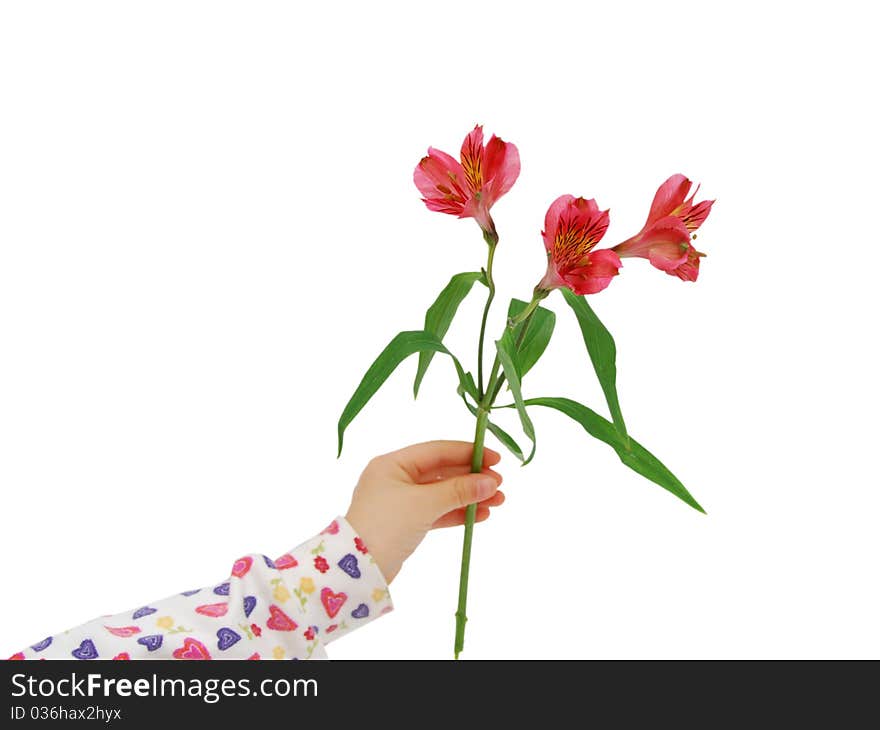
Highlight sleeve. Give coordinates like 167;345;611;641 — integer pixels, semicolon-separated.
7;516;393;661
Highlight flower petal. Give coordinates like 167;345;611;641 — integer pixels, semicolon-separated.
482;135;521;206
670;245;705;281
568;197;607;242
459;125;485;193
648;242;690;272
460;196;495;231
544;195;609;278
680;198;715;232
585;247;622;274
537;259;567;291
414;147;466;192
646;174;691;226
413;147;469;216
614;216;689;260
562;248;621;295
542;194;577;252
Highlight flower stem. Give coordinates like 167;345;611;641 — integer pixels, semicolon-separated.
456;228;499;660
476;232;498;398
507;295;541;328
456;255;547;658
489;290;546;403
456;328;543;659
454;405;489;659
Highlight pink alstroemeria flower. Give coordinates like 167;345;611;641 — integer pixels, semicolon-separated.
613;174;714;282
536;195;621;296
413;125;520;238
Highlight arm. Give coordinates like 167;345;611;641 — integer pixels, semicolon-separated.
10;517;391;661
8;441;503;660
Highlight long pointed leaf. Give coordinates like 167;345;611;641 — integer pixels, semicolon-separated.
524;396;705;513
486;421;525;463
507;298;556;379
495;330;537;464
339;330;471;456
560;288;628;440
414;271;484;398
458;370;479;402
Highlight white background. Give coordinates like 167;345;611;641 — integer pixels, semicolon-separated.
1;1;878;659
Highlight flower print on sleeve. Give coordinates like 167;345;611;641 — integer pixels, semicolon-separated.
8;517;392;661
287;518;394;652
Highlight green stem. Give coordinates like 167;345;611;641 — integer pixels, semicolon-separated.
507;295;541;328
454;406;489;659
476;233;498;397
455;276;544;659
456;228;498;660
489;290;545;403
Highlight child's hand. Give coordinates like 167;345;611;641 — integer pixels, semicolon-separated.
344;440;505;584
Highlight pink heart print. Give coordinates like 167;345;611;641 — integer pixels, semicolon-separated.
231;556;253;578
195;602;228;617
104;625;141;637
173;637;212;660
274;553;298;570
266;604;298;632
321;587;347;618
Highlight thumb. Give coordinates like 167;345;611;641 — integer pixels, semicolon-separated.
424;472;499;518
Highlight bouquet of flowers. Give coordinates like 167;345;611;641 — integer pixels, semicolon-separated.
337;125;714;658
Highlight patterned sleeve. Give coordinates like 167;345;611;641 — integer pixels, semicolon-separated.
7;516;393;661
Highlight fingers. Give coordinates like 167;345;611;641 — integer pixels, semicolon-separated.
481;489;506;507
433;506;491;529
391;440;501;481
423;470;503;519
432;491;505;529
416;466;502;485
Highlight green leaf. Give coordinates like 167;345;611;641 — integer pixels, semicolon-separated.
495;329;537;464
560;288;628;439
487;421;525;463
458;370;479;402
524;396;705;513
338;330;471;456
414;271;485;398
507;298;556;379
460;394;525;463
